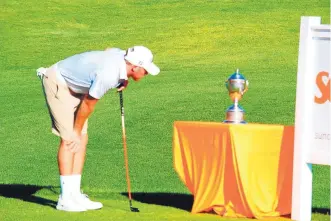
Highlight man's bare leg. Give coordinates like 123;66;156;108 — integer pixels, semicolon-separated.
57;134;88;175
72;133;88;174
58;139;75;175
56;139;87;212
57;134;88;196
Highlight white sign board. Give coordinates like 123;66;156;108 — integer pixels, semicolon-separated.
292;16;331;221
310;24;331;164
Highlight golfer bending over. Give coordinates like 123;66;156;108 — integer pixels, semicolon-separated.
37;46;160;212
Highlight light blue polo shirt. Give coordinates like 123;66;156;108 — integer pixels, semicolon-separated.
56;48;127;99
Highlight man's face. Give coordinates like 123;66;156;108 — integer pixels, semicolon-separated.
131;66;148;81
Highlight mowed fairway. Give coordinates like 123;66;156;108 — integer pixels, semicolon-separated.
0;0;330;220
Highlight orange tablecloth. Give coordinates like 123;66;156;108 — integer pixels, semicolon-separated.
173;121;294;219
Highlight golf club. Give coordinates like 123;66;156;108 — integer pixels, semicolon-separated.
119;90;140;213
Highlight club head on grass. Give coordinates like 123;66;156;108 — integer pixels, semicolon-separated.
130;206;139;212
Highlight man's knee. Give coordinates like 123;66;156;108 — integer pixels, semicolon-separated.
59;136;88;150
60;139;72;147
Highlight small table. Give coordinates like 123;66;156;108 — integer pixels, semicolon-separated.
173;121;294;218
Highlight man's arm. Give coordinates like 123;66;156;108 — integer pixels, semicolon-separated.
74;94;99;134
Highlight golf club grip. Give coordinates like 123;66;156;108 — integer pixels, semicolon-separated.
119;91;124;115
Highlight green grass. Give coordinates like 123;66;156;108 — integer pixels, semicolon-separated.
0;0;330;220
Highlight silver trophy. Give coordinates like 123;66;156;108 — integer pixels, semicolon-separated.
223;69;249;124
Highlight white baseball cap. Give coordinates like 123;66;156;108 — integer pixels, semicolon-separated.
124;46;160;76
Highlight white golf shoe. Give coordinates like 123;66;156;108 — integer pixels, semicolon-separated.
56;195;87;212
74;193;103;210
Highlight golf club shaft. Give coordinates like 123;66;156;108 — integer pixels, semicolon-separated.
119;91;133;201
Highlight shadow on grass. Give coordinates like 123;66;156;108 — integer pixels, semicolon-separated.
122;192;330;217
121;192;193;211
0;184;57;208
312;207;330;215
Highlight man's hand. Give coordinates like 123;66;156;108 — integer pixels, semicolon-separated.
117;79;129;92
66;131;82;153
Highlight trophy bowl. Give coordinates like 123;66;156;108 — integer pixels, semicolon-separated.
223;69;248;124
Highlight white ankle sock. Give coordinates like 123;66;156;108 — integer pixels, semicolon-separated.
72;174;82;196
60;175;74;199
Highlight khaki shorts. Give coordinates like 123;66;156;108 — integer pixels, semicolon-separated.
42;66;88;140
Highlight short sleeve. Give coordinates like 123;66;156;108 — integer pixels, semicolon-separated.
89;76;109;99
89;70;118;99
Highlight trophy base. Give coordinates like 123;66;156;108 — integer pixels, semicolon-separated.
224;104;246;124
223;120;247;124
